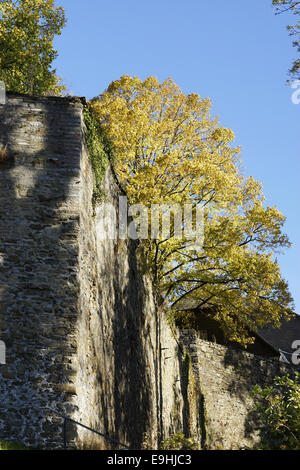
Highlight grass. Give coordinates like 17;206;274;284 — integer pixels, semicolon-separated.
0;439;27;450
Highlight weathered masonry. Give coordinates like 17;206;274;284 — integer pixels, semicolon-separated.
0;94;294;450
0;93;184;449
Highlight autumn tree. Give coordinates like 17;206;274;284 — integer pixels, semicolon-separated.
273;0;300;80
0;0;66;95
91;75;294;346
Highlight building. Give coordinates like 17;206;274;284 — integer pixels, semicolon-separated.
174;299;300;364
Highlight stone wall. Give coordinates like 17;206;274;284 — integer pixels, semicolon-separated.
0;94;296;451
74;138;184;449
0;93;184;449
179;330;295;450
0;94;84;448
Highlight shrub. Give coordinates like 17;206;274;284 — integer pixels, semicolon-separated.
0;439;27;450
252;372;300;450
160;433;199;450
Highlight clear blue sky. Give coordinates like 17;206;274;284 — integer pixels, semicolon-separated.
54;0;299;312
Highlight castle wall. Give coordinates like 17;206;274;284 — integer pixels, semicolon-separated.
179;330;294;450
74;142;184;449
0;94;295;450
0;94;183;449
0;94;83;448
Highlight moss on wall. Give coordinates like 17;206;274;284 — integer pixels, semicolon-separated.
83;103;114;206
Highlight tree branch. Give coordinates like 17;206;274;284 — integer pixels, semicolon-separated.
274;1;300;14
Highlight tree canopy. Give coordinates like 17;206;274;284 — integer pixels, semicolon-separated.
0;0;66;95
91;75;295;346
273;0;300;80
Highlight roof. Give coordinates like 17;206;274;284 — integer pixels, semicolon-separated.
258;315;300;356
174;299;300;361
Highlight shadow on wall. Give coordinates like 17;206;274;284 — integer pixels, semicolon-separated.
178;350;190;439
223;345;292;447
111;241;153;449
178;348;207;449
0;94;82;448
91;235;163;448
75;161;165;450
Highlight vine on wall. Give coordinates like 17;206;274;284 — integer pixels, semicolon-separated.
83;103;114;206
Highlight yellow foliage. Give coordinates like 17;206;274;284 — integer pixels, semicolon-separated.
0;0;66;95
91;75;294;346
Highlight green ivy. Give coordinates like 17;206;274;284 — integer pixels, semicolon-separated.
0;439;28;450
83;103;114;207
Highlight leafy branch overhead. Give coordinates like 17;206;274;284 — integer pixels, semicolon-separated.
0;0;66;95
273;0;300;80
0;2;295;347
91;75;295;346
